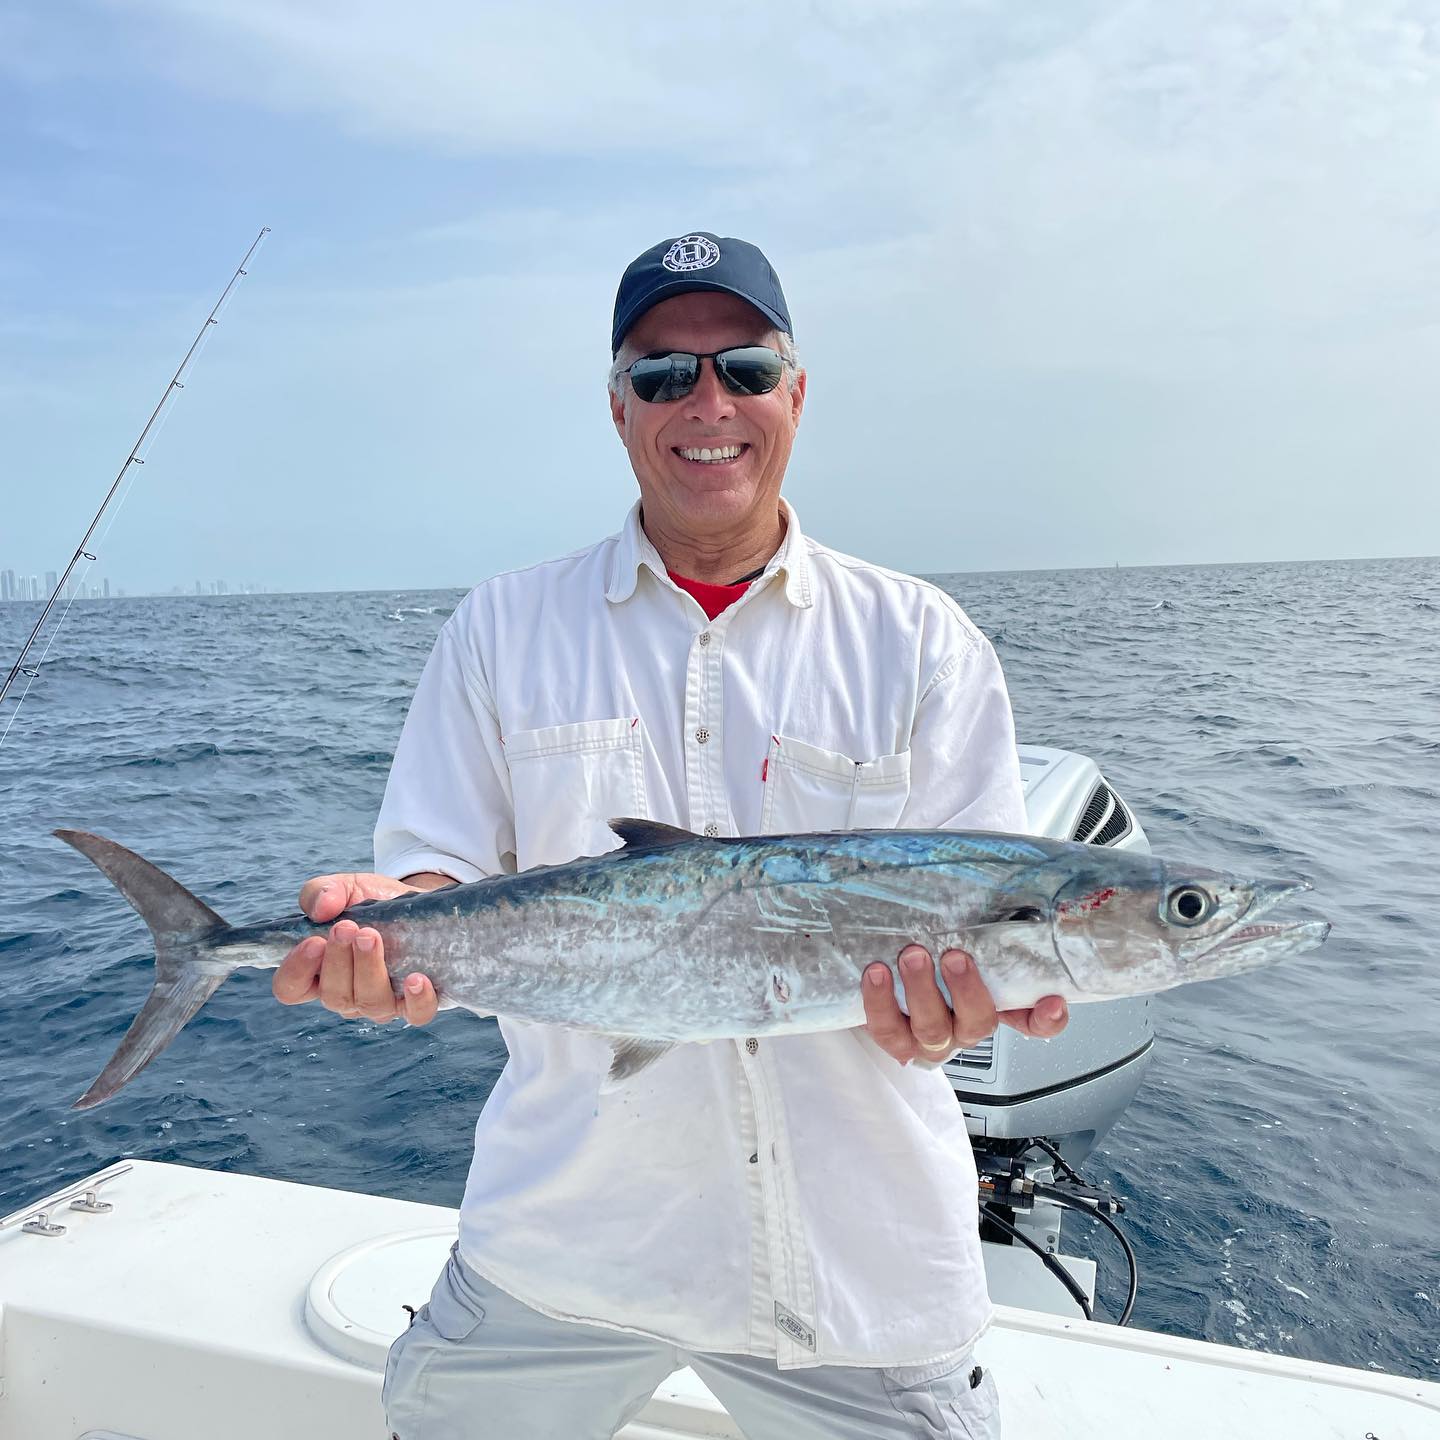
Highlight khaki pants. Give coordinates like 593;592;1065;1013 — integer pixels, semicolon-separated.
383;1249;1001;1440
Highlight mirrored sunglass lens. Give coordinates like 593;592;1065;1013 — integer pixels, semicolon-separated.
716;347;784;395
630;353;698;402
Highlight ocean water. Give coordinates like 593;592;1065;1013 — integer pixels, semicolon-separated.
1;555;1437;1381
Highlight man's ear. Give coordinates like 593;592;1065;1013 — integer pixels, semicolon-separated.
789;367;807;429
609;383;627;439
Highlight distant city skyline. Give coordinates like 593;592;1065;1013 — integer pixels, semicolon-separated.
0;567;272;602
0;567;115;603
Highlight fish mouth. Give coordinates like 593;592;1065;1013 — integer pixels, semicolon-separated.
1207;917;1332;960
1195;879;1331;971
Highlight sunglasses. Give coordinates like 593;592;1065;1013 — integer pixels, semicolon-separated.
620;346;790;403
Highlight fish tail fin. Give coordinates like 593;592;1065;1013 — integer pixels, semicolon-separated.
55;829;236;1110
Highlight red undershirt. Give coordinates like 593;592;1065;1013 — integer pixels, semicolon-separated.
667;569;752;621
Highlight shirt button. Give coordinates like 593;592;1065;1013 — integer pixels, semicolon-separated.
703;822;720;837
695;728;710;744
745;1037;759;1055
698;631;711;646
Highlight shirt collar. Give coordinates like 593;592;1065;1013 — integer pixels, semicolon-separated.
605;498;813;610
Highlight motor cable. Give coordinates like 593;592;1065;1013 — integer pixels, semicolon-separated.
979;1203;1094;1323
1035;1188;1140;1326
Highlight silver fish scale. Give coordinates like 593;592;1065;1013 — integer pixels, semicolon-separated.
358;833;1088;1039
59;824;1329;1109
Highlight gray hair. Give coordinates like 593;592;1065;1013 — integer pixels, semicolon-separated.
608;330;801;408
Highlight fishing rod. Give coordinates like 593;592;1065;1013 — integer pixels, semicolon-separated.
0;226;271;738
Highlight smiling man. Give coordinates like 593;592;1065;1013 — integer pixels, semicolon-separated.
273;232;1068;1439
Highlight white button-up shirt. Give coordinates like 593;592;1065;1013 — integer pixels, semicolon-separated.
374;499;1027;1370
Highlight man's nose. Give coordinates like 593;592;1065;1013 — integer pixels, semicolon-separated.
682;358;737;423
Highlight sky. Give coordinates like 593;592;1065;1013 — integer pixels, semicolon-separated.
1;0;1438;593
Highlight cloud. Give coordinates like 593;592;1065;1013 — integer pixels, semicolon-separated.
99;0;1440;362
98;0;808;157
6;0;1438;582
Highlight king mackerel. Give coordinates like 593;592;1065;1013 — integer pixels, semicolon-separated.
60;820;1326;1109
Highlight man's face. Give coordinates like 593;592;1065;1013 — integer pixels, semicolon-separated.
610;292;805;544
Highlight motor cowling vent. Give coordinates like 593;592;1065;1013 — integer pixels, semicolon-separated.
954;1036;995;1071
1071;780;1133;847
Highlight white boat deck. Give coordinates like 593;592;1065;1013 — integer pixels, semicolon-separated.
1;1162;1435;1439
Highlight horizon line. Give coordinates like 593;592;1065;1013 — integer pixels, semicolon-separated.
0;549;1433;603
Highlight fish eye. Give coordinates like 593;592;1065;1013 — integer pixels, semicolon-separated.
1006;906;1045;923
1166;886;1213;927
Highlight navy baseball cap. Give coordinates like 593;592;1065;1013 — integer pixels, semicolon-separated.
611;232;792;354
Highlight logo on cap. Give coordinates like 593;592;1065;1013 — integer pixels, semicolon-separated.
663;235;721;273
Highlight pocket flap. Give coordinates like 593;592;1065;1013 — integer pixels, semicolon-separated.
505;717;638;761
770;734;911;785
422;1252;488;1341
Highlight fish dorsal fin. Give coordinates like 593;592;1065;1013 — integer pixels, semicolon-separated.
604;1037;676;1086
608;818;699;850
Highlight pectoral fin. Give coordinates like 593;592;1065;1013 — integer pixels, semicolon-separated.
604;1037;676;1086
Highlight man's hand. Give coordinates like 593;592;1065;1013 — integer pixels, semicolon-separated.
272;872;446;1025
862;943;1069;1065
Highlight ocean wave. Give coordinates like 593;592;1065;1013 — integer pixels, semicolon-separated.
1;559;1436;1380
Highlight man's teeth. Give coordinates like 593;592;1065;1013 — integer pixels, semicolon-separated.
677;445;744;463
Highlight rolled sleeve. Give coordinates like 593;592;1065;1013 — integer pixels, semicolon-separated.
899;631;1028;835
374;620;516;882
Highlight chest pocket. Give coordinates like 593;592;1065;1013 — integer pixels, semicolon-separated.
759;734;911;834
504;717;648;870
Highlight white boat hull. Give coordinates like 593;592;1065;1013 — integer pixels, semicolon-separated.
1;1162;1434;1439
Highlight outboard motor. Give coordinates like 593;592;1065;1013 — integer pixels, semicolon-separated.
947;746;1154;1168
